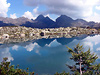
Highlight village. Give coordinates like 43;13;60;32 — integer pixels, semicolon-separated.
0;26;98;44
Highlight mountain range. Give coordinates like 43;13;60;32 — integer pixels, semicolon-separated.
0;15;100;29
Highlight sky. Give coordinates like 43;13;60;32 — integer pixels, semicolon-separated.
0;0;100;22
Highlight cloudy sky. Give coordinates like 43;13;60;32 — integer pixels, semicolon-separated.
0;0;100;22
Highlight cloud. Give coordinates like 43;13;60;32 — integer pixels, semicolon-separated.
95;42;99;45
10;13;17;19
82;35;100;51
23;0;100;19
67;35;100;50
46;39;61;47
24;42;40;52
23;7;39;19
12;45;19;51
96;6;100;10
83;35;100;44
96;47;100;51
24;0;40;6
83;42;93;50
44;14;50;17
66;35;100;60
84;12;100;22
23;11;34;19
33;6;39;14
0;48;14;62
0;0;10;17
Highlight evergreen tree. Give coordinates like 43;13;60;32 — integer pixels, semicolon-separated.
66;44;98;75
0;57;35;75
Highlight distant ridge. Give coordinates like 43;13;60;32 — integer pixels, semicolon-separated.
0;17;32;26
0;15;100;29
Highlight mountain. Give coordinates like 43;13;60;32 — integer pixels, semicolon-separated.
21;14;55;28
35;14;45;21
56;15;74;27
71;19;88;27
34;15;55;28
0;15;100;28
0;17;32;26
0;21;14;27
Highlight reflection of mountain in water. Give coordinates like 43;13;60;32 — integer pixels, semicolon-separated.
0;35;89;48
0;35;100;75
35;38;55;47
0;34;89;62
34;34;88;46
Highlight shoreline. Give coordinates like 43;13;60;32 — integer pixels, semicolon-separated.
0;26;99;44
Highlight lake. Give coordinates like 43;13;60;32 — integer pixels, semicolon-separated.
0;34;100;75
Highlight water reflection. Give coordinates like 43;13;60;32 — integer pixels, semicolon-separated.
12;45;19;51
24;43;40;52
67;35;100;60
45;39;61;47
0;35;100;75
0;47;14;62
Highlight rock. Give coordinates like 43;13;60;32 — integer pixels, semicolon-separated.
2;34;9;39
20;33;25;37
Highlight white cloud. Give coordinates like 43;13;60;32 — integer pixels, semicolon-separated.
95;42;99;45
96;6;100;10
82;35;100;51
25;42;40;52
33;7;38;14
0;48;14;62
44;14;50;17
23;11;34;19
84;12;100;22
24;0;100;20
67;35;100;51
67;39;93;51
83;42;93;50
0;0;10;17
96;47;100;51
10;13;17;19
83;35;100;44
12;45;19;51
23;7;39;20
44;14;54;20
46;39;61;47
67;35;100;59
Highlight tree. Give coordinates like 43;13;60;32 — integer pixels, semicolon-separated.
0;57;35;75
54;71;70;75
66;44;98;75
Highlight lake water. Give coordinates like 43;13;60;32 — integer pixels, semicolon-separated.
0;34;100;75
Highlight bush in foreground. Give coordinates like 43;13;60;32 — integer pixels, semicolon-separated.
0;57;34;75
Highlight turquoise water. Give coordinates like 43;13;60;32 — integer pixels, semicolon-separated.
0;34;100;75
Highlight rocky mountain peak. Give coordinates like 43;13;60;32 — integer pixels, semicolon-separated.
35;14;45;21
56;15;73;21
0;15;100;28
